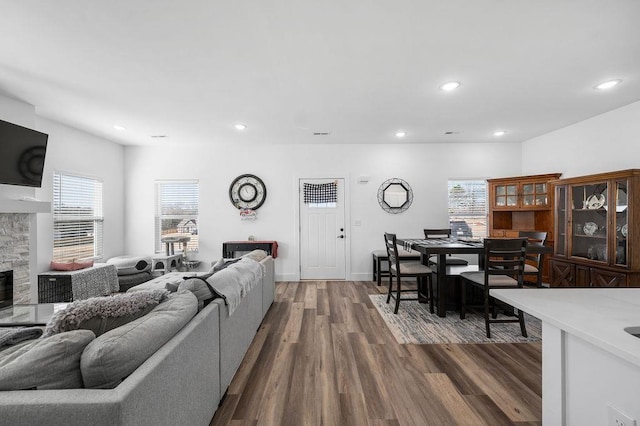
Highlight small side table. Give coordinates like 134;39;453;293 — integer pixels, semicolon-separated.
222;240;278;258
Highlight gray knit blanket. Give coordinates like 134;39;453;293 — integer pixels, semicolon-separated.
0;327;43;350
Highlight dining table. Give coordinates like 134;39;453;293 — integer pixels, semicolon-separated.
396;237;553;317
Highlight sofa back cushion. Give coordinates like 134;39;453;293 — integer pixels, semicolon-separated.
80;290;198;389
0;330;96;390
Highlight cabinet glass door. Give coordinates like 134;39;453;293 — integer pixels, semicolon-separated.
495;184;518;207
556;186;566;256
571;182;608;261
522;182;549;207
614;179;628;266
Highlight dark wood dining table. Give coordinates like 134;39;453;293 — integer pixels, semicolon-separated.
396;237;552;317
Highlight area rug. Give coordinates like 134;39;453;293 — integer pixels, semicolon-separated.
369;294;542;344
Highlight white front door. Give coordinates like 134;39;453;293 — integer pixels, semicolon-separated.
299;178;346;280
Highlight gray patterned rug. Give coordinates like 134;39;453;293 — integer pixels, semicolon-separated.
369;294;542;344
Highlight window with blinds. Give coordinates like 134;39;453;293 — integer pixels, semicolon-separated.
53;172;104;262
448;179;488;238
155;180;199;254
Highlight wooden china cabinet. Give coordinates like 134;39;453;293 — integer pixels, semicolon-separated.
549;169;640;287
488;173;561;283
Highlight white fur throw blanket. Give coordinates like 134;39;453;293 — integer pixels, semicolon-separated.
42;289;169;337
206;257;265;316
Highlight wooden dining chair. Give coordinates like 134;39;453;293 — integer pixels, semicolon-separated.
518;231;547;287
459;238;528;338
423;228;469;265
384;232;434;314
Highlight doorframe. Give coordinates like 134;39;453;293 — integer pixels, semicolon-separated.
294;174;351;281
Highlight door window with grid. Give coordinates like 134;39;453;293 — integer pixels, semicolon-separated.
155;180;199;255
448;179;488;239
53;172;103;261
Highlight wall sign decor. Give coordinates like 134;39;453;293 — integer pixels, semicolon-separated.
229;174;267;210
377;178;413;214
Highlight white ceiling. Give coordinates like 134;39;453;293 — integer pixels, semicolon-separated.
1;0;639;146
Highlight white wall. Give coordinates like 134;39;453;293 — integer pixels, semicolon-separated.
124;142;521;281
522;100;640;178
34;118;126;273
1;94;125;300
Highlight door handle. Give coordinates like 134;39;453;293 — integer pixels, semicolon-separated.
337;235;345;239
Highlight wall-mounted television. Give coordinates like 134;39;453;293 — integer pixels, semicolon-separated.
0;119;49;188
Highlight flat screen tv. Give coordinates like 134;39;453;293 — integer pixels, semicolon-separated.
0;119;49;188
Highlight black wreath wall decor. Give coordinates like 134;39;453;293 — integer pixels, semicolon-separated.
377;178;413;214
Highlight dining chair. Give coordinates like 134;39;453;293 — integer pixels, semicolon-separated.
384;232;434;314
459;237;528;338
423;228;469;265
518;231;547;287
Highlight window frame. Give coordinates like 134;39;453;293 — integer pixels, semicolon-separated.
52;171;104;262
447;179;488;239
154;180;199;255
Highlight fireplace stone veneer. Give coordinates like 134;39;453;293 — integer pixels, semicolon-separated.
0;213;31;304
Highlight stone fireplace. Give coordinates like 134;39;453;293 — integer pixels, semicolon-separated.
0;213;33;304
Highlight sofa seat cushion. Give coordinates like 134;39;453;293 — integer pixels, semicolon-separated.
80;290;198;389
107;255;153;275
0;330;96;390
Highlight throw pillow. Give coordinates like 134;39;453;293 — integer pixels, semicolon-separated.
208;257;242;274
50;259;94;271
243;249;268;262
81;291;198;389
0;329;95;390
43;289;169;338
178;274;223;310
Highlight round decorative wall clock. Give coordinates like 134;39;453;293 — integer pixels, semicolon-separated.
229;174;267;210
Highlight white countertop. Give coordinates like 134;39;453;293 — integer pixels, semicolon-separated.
491;288;640;368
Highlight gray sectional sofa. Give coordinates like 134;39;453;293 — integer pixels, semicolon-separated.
0;255;275;426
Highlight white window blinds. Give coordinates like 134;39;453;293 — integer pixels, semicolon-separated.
448;179;488;238
155;180;199;254
53;172;104;261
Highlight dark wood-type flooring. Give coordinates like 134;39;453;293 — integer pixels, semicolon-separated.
210;281;542;425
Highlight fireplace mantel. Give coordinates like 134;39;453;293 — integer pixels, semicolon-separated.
0;199;51;214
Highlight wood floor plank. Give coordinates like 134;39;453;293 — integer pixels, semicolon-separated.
315;314;343;426
316;287;330;316
303;282;318;310
349;332;396;420
424;373;487;425
331;322;365;394
211;281;542;425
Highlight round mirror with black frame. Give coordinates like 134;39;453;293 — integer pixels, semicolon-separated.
377;178;413;213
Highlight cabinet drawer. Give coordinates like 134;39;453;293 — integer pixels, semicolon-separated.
550;259;573;287
590;268;627;287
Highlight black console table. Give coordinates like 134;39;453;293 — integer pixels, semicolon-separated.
222;241;278;259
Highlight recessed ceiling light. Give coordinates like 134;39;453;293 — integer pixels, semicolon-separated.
113;124;126;131
395;131;407;138
234;123;247;131
493;130;506;137
594;79;622;90
440;81;461;91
